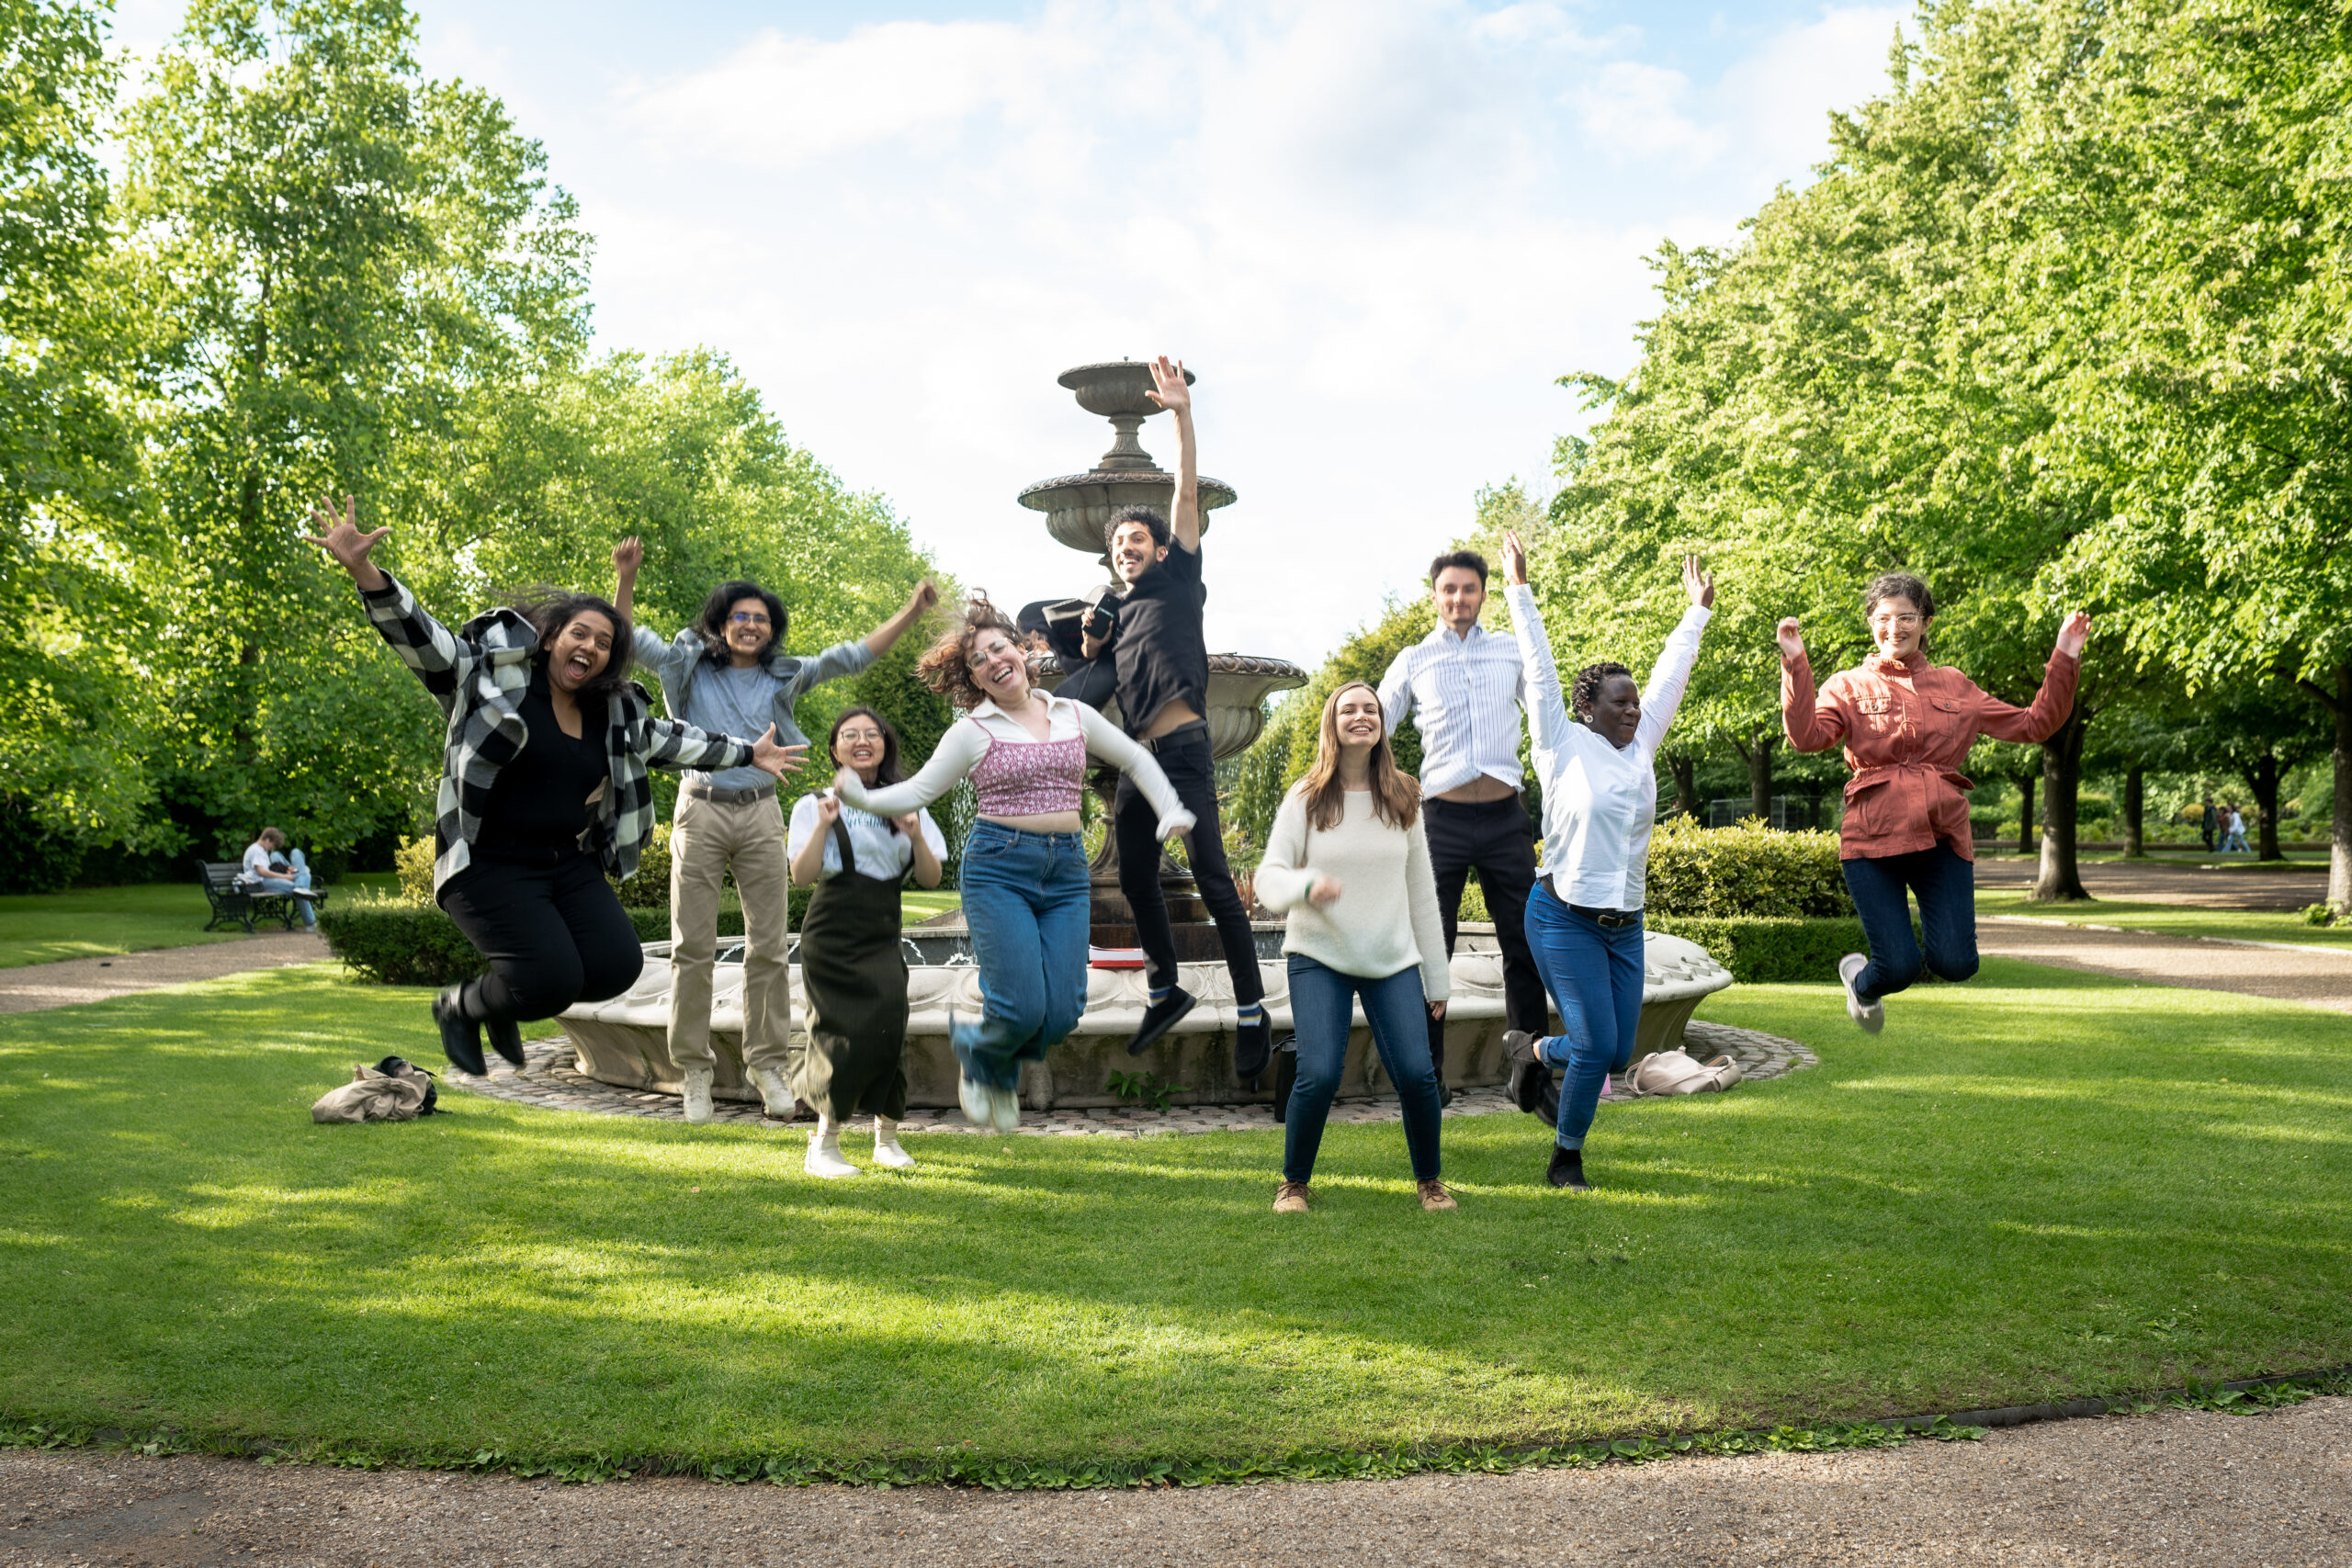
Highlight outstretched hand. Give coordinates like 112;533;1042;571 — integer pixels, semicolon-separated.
1775;617;1805;660
1501;530;1529;587
1682;555;1715;609
2055;610;2092;659
612;536;642;578
1145;355;1190;417
299;495;390;589
747;726;808;779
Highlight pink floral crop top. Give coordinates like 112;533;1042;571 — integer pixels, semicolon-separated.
969;733;1086;817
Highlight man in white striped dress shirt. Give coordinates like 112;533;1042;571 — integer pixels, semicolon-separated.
1377;550;1550;1103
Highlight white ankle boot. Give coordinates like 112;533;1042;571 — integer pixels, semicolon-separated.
805;1117;860;1179
681;1066;714;1125
872;1116;917;1169
752;1066;796;1119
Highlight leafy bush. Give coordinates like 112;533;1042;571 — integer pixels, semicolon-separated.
318;895;789;986
1645;817;1851;918
400;824;688;909
1646;916;1870;984
2301;903;2346;929
394;836;435;901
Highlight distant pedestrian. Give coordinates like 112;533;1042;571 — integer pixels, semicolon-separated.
2221;806;2250;854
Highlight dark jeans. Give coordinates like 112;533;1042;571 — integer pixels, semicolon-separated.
438;851;644;1025
1423;794;1547;1073
1114;727;1264;1009
1282;954;1443;1184
1842;844;1978;1003
1524;881;1645;1151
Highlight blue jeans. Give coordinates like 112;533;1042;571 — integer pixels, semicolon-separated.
1283;954;1443;1183
1524;880;1644;1152
253;854;316;927
1841;844;1977;1003
954;821;1091;1091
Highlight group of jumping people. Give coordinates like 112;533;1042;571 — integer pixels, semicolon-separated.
303;351;2091;1211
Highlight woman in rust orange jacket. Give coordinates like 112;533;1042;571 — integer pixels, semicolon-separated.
1779;572;2089;1032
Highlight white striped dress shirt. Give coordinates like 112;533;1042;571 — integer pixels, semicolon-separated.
1377;620;1528;796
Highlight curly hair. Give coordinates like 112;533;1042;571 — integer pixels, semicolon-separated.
696;580;786;664
914;592;1030;710
1570;660;1634;722
512;588;633;702
1862;571;1935;621
1103;504;1170;551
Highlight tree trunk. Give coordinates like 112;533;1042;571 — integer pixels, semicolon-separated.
2030;707;2091;901
2245;750;2284;862
1667;753;1698;818
2332;664;2351;910
2015;770;2036;856
1746;728;1775;823
2122;765;2145;859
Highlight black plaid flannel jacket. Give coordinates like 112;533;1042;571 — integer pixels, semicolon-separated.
359;572;755;898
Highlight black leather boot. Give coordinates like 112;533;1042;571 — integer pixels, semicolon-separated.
432;986;488;1077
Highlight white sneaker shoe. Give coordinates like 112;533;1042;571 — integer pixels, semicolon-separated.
681;1066;715;1124
1838;953;1885;1034
804;1121;860;1179
872;1117;917;1169
752;1066;797;1118
957;1074;993;1128
989;1084;1022;1134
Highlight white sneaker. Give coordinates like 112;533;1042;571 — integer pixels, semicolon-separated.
1838;953;1885;1034
804;1122;860;1179
989;1084;1022;1134
752;1066;796;1119
957;1074;992;1128
681;1066;715;1124
872;1117;917;1170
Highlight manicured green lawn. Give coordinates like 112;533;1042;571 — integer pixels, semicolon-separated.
1976;890;2352;950
0;885;254;969
2;961;2345;1469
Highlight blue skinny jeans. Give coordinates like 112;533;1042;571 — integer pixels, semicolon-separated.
954;821;1091;1091
1841;843;1977;1003
1282;954;1444;1184
1524;880;1645;1152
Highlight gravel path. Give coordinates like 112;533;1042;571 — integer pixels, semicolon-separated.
1973;858;2329;909
1978;919;2352;1012
0;932;327;1015
6;1398;2347;1565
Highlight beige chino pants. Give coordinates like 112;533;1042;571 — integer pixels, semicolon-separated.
666;790;794;1075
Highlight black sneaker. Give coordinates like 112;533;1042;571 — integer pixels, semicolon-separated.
1125;987;1197;1055
1546;1145;1590;1191
485;1014;525;1068
1233;1014;1272;1078
1504;1031;1546;1114
432;986;487;1077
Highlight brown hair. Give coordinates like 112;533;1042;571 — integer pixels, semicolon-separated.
257;827;285;849
828;706;908;833
1862;571;1936;621
1295;682;1420;833
915;592;1029;710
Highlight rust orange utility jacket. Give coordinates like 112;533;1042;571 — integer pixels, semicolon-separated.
1781;647;2080;862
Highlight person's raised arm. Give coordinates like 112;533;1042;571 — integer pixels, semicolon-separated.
865;578;940;656
904;808;945;890
1975;611;2089;744
834;719;989;818
1376;647;1415;736
301;494;463;690
1075;704;1196;840
1778;617;1845;753
1147;355;1199;552
611;536;641;621
1498;530;1576;763
1633;555;1714;755
301;494;390;592
787;792;838;886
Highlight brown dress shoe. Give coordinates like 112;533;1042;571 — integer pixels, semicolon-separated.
1272;1180;1311;1213
1417;1179;1457;1212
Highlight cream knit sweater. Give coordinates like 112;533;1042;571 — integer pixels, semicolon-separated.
1254;787;1452;1001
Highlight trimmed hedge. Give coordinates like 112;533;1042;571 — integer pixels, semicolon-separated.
319;892;808;987
1645;816;1851;918
397;827;684;909
1646;915;1872;985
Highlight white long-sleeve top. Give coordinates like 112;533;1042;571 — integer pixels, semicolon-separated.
1508;582;1711;910
1253;787;1452;1000
1377;620;1528;795
834;692;1196;841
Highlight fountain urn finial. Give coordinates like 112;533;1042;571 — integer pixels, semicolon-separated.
1019;360;1238;563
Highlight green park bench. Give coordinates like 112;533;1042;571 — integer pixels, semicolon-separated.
200;862;326;934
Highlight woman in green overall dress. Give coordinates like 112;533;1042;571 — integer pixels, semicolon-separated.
787;707;946;1178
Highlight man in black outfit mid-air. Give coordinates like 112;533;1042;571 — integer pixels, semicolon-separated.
1081;355;1272;1077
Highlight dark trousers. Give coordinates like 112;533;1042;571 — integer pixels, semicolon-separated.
1841;843;1978;1003
439;851;644;1025
1114;727;1264;1009
1423;794;1547;1075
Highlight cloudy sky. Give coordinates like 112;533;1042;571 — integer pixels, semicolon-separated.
116;0;1908;668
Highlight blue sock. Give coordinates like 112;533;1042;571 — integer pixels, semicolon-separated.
1149;984;1170;1005
1236;1002;1264;1029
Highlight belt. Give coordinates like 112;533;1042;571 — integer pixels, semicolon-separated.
683;780;775;806
1569;903;1643;928
1140;719;1209;752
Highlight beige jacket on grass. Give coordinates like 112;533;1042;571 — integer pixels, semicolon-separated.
311;1064;431;1123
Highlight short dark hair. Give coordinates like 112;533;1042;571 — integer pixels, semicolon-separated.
1571;661;1634;720
512;589;633;701
1429;549;1488;586
698;581;786;663
1104;506;1170;550
827;706;910;833
1862;571;1936;621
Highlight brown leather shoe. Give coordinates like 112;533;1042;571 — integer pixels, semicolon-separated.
1417;1179;1457;1213
1272;1180;1311;1214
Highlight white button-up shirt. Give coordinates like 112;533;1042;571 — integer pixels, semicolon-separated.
1377;620;1528;796
1508;583;1710;911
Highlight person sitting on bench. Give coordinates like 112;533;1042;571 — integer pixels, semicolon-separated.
239;828;320;928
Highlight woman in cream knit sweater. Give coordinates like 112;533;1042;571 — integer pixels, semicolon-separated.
1254;682;1455;1214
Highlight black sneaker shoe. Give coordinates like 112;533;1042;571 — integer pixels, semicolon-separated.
1546;1145;1590;1190
1504;1031;1546;1113
485;1014;525;1068
1125;987;1197;1056
1233;1014;1272;1078
432;986;487;1077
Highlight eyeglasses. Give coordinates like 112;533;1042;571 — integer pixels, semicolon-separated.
729;612;771;627
1871;614;1923;628
836;728;884;743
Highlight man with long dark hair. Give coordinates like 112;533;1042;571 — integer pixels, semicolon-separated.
616;541;935;1125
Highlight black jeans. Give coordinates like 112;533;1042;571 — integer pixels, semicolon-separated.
1423;795;1548;1069
438;850;644;1024
1841;843;1978;1003
1114;727;1264;1009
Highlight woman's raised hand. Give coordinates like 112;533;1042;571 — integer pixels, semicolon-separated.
1145;355;1190;416
612;536;642;578
748;726;808;778
1775;617;1805;660
2055;610;2092;659
1501;530;1529;587
299;495;390;588
1307;874;1343;908
1682;555;1715;609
